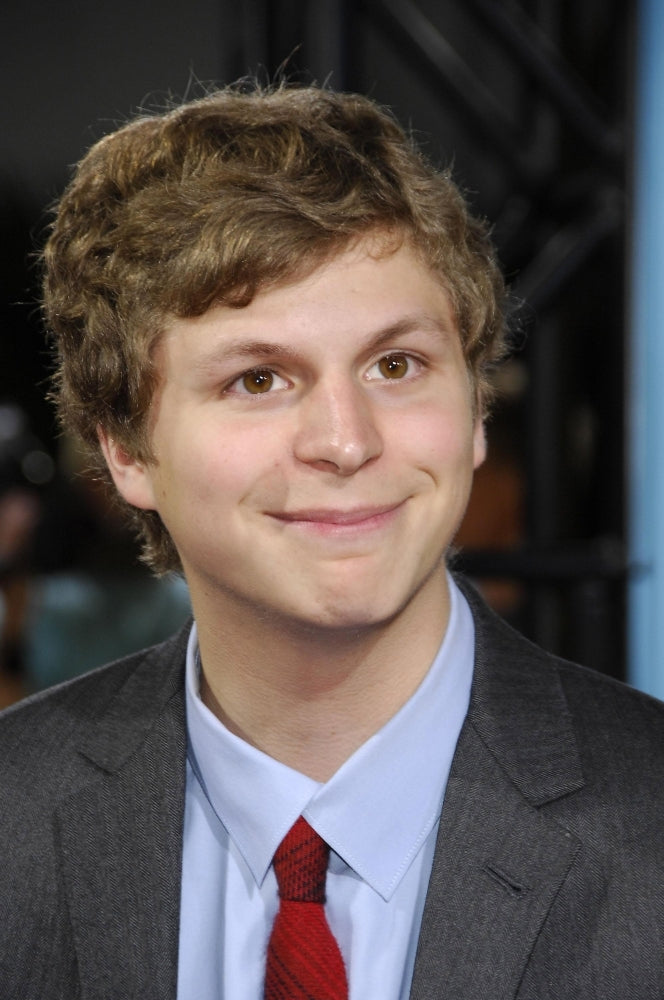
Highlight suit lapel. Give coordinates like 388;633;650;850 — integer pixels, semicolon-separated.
54;630;189;1000
411;583;585;999
410;724;581;999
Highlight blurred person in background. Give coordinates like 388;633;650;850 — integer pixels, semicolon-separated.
0;404;52;703
0;404;190;701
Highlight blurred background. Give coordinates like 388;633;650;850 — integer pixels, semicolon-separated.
1;0;660;705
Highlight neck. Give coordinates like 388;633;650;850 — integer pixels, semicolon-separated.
191;568;451;782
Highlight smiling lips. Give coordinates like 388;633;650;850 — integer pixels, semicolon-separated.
269;501;405;530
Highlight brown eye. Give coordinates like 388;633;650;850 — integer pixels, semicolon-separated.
378;354;410;379
242;370;274;393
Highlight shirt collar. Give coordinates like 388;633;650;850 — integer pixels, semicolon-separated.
185;574;474;901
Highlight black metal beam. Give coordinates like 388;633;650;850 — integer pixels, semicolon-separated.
467;0;623;161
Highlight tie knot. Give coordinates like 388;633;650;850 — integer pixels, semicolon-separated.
273;816;329;902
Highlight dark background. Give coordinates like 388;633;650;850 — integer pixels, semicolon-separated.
1;0;631;693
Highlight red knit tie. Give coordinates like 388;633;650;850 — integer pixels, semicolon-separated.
264;816;349;1000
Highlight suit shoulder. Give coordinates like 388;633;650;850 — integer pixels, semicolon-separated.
459;572;664;778
0;625;189;791
554;653;664;767
502;612;664;804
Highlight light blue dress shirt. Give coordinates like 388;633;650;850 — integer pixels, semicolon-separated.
178;575;474;1000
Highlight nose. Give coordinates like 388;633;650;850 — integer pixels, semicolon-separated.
293;376;383;475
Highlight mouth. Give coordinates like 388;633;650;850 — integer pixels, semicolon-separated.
267;501;405;532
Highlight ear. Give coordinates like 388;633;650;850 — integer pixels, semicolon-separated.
98;427;158;511
472;415;487;471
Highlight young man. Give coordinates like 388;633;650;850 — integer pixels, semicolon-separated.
2;84;664;999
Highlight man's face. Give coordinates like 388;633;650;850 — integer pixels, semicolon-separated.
104;239;485;635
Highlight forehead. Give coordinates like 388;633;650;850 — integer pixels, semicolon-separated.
160;238;458;361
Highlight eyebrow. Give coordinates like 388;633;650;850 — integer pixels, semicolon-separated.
192;311;454;374
191;341;300;377
364;313;454;350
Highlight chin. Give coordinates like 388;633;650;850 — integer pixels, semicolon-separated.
278;593;411;637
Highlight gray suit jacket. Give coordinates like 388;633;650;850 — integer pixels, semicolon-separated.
2;581;664;999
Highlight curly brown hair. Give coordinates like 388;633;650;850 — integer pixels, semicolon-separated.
42;81;507;573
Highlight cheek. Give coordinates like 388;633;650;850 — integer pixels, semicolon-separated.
398;403;477;470
194;425;292;508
